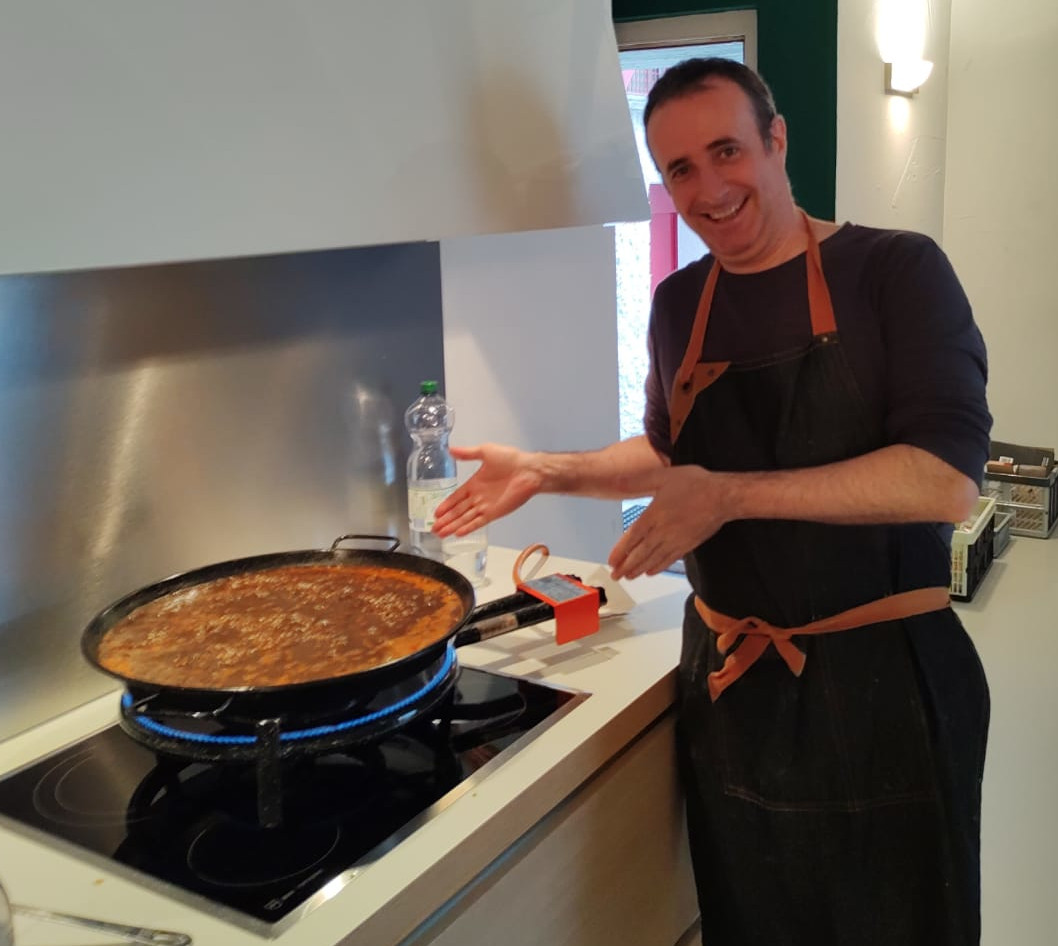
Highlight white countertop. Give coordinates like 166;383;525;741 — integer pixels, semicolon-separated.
0;547;690;946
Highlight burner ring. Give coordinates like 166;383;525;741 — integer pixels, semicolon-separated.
121;642;458;746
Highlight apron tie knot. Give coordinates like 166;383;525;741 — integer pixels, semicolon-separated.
695;586;951;702
709;613;807;702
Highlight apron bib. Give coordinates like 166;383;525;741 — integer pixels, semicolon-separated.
670;213;989;945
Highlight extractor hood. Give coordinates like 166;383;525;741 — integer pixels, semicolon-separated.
0;0;649;277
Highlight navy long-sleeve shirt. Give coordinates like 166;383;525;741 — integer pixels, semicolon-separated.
645;224;992;486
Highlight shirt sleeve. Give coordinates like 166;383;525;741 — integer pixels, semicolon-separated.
643;297;674;459
877;233;992;485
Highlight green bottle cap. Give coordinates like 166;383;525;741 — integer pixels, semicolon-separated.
420;380;439;395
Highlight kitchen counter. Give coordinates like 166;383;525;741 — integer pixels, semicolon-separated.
0;547;692;945
4;533;1051;946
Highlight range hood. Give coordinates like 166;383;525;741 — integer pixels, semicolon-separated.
0;0;649;277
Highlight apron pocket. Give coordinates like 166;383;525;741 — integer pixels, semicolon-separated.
679;600;939;812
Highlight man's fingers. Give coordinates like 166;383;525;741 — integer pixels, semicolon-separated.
449;445;484;461
610;521;665;580
454;510;488;536
434;488;493;537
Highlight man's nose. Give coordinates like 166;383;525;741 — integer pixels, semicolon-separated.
688;163;729;205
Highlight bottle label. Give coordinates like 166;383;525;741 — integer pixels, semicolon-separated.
408;482;457;531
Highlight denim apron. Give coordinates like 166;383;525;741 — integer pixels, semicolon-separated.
670;215;989;945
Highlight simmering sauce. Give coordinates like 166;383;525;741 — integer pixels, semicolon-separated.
96;563;466;688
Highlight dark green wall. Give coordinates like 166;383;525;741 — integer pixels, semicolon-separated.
612;1;837;218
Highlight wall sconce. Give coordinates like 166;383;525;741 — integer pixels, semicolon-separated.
884;58;933;96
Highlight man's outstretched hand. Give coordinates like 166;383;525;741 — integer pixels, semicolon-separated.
432;444;544;537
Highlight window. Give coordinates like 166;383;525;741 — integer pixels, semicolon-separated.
613;13;756;532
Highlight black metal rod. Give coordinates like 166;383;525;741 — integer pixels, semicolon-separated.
255;718;284;829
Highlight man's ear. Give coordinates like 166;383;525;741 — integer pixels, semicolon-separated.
769;114;788;159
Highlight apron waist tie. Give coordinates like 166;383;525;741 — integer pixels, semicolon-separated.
694;586;951;702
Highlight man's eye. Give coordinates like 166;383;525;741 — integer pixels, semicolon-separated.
669;166;689;181
718;146;739;160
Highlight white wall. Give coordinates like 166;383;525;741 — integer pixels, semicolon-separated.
944;0;1058;449
835;0;952;240
837;0;1057;452
440;226;623;564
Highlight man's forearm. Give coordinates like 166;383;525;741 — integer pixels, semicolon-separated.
609;443;981;579
533;435;669;500
721;444;979;526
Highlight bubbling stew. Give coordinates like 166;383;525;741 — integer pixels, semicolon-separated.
96;563;466;688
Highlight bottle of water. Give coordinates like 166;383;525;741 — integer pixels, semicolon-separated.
405;381;457;560
404;382;488;584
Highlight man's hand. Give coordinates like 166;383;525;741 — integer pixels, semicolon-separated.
609;465;733;579
432;444;544;537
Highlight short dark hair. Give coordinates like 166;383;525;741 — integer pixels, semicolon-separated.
643;58;778;149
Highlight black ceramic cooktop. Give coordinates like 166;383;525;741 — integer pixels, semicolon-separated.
0;668;584;932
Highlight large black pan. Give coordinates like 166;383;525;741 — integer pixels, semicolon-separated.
81;535;486;708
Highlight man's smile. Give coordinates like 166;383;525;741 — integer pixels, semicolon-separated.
704;196;748;223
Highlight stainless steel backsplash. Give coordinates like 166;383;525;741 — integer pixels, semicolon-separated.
0;243;444;740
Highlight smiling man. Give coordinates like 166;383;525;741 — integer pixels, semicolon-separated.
434;58;991;945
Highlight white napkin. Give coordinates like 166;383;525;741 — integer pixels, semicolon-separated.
584;564;637;618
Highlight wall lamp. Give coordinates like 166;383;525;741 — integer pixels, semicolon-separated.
884;59;933;97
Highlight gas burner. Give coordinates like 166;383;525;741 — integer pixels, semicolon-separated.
117;645;463;828
119;643;460;762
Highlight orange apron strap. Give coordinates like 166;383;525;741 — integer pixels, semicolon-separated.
670;360;731;444
800;209;838;336
670;259;728;443
668;210;836;446
695;586;951;701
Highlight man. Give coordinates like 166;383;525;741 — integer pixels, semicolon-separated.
434;58;990;945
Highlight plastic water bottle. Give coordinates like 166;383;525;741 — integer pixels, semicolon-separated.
404;381;488;584
405;381;458;560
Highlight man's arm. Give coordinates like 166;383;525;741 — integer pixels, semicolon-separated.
608;443;978;579
433;435;668;538
532;434;670;498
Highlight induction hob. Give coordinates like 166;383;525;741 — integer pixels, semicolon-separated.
0;668;588;936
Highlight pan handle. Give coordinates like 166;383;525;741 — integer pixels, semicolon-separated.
330;534;401;552
454;602;555;646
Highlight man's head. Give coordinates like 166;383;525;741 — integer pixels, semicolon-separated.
644;58;779;151
644;58;797;272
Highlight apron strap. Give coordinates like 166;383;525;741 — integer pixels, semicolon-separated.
668;209;837;445
803;209;838;336
695;586;951;701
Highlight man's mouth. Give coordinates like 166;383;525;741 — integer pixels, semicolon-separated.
704;197;748;222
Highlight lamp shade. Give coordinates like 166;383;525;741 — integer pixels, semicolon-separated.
885;58;934;94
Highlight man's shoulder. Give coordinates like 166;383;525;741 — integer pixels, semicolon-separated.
653;253;715;306
827;222;943;262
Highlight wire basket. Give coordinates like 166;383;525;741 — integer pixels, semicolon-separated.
950;496;996;601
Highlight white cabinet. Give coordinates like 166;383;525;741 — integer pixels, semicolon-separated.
401;712;699;946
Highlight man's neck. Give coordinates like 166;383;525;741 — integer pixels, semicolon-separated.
718;204;838;274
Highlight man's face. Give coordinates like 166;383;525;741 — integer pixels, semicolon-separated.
646;79;791;272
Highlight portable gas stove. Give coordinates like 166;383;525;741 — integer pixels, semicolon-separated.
0;667;588;935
